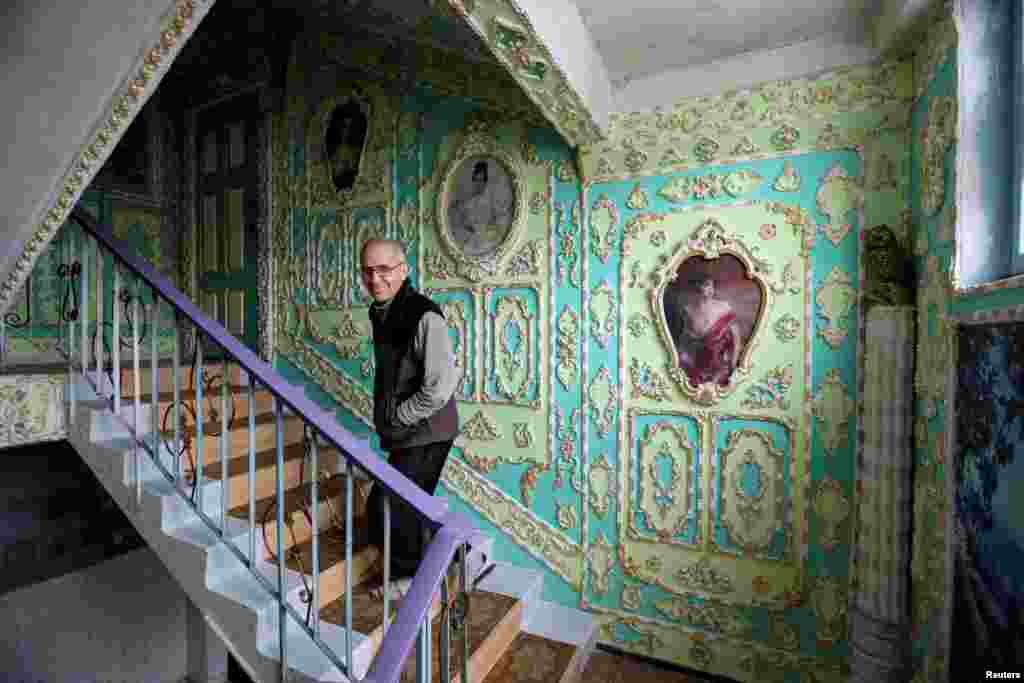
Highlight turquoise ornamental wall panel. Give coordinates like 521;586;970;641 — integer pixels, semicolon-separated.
578;146;865;677
627;412;703;549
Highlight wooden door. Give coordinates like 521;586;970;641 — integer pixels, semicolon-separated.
195;92;262;355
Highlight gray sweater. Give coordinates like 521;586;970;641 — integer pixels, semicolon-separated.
371;301;462;427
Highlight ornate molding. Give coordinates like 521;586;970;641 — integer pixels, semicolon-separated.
588;279;616;349
589;194;619;263
439;297;474;400
587;59;908;181
554;200;582;288
555;304;580;391
918;94;956;218
442;456;582;588
587;365;616;439
483;286;540;408
451;1;604;147
815;163;864;246
587;451;615;519
0;375;66;448
281;341;373;426
713;425;791;560
633;419;700;544
816;266;857;350
812;369;853;456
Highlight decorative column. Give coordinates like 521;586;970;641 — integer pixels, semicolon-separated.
849;306;915;682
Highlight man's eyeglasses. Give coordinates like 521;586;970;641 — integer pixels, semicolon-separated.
360;262;405;280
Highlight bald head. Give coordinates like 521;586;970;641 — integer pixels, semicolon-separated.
360;238;406;266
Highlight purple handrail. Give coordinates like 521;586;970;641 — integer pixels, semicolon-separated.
70;207;476;683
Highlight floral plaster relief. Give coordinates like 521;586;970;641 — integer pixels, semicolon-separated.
812;369;853;455
0;375;65;448
714;426;790;559
815;266;857;349
815;163;864;246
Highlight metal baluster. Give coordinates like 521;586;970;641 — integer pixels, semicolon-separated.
459;544;468;683
274;398;287;682
311;429;320;637
196;339;205;515
93;240;102;390
440;560;451;683
152;295;160;461
345;458;353;674
248;376;256;566
66;228;75;423
79;234;88;384
132;277;142;503
112;264;121;415
417;609;432;683
173;319;181;488
383;496;391;631
221;355;229;533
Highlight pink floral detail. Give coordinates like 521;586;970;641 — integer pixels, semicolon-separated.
759;223;777;240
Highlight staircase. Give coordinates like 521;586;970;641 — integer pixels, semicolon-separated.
64;327;598;679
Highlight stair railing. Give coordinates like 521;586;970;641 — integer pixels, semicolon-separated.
60;206;475;683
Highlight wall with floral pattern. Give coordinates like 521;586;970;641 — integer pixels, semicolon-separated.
907;15;958;682
268;25;923;680
910;8;1024;682
565;60;911;683
0;374;65;450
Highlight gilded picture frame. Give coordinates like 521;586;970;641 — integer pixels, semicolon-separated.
651;218;773;406
305;89;393;210
436;133;526;281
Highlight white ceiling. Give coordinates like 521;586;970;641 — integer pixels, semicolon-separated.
574;0;879;88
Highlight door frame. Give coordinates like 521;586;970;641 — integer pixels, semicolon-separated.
181;84;275;363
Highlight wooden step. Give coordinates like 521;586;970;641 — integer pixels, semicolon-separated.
318;566;453;657
398;591;523;683
112;361;252;396
484;633;579;683
123;384;277;422
230;473;368;557
166;412;305;466
286;531;380;610
196;442;308;510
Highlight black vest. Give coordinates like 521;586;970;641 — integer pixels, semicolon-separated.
369;280;460;451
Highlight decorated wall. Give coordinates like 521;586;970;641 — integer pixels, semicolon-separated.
907;15;957;683
909;8;1024;683
270;26;918;680
561;62;909;683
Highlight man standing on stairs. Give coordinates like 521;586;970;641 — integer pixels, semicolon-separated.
361;238;461;600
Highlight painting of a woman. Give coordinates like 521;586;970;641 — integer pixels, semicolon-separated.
664;255;761;387
447;157;514;258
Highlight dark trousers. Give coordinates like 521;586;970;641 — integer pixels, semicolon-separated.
367;439;453;579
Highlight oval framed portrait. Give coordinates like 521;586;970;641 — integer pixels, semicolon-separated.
437;136;525;272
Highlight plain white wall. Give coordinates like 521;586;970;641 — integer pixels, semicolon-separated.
0;548;193;683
